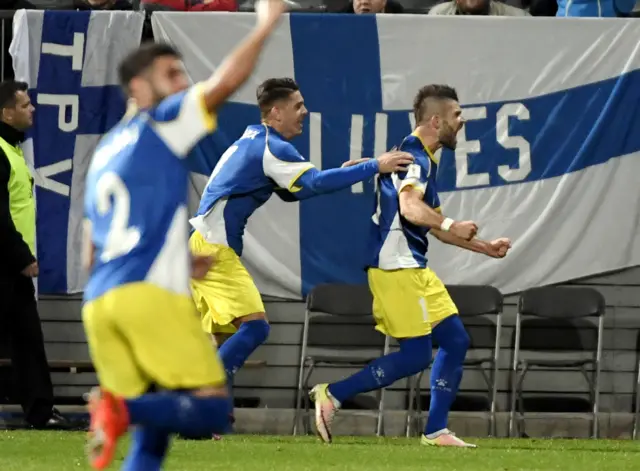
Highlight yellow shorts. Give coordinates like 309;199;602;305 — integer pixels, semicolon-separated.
82;283;226;398
189;230;265;335
368;267;458;339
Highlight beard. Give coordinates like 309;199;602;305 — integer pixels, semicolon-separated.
441;135;457;150
439;122;458;150
148;80;170;107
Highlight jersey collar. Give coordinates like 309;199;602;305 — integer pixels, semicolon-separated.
0;121;25;147
411;131;439;164
261;123;283;138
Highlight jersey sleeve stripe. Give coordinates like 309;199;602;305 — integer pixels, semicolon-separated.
288;164;315;192
153;85;217;158
399;179;427;195
195;83;217;133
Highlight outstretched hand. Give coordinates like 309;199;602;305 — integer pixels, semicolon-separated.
376;151;414;173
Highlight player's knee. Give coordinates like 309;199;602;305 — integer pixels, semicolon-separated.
449;317;470;355
435;315;470;356
455;328;471;354
184;394;233;435
242;318;270;345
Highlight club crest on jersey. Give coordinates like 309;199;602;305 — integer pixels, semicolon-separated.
241;128;260;140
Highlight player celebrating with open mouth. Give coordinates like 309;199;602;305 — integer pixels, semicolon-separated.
188;76;415;418
312;84;512;448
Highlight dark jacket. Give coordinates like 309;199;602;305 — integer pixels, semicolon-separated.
0;121;36;276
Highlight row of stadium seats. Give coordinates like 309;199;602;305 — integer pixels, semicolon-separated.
291;284;640;439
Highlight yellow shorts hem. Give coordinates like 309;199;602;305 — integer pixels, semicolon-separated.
368;267;457;339
189;232;265;334
83;283;226;397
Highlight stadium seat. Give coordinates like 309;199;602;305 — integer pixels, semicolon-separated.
404;285;503;438
292;283;390;436
508;286;605;439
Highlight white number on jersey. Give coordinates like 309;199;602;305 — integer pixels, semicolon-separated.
206;145;238;187
96;172;141;262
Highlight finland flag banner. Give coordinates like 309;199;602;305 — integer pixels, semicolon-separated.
153;14;640;300
10;10;144;294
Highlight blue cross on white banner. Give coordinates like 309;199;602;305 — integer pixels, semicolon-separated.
10;10;144;294
154;13;640;300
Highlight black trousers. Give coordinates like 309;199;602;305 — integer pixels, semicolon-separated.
0;272;54;427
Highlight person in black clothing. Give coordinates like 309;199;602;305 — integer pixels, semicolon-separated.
341;0;404;13
0;80;65;429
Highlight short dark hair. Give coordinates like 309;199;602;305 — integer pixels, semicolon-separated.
413;84;459;124
0;81;28;110
117;42;182;92
256;78;299;117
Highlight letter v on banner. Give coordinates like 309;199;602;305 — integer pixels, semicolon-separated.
13;10;141;294
28;11;91;294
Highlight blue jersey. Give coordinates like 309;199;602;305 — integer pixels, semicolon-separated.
84;85;217;302
368;132;441;270
190;124;314;256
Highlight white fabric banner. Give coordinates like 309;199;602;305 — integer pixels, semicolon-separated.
10;10;144;294
153;13;640;300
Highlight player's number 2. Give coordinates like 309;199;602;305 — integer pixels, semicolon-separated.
96;172;141;262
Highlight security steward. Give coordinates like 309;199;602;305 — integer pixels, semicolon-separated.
0;80;65;428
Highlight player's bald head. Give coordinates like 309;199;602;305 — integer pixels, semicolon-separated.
413;84;459;126
257;78;300;118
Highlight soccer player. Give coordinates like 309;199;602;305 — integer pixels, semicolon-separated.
311;84;512;446
81;1;287;469
189;77;414;409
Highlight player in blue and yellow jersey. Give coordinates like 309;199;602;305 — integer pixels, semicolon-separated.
81;2;287;469
189;77;414;405
311;84;512;447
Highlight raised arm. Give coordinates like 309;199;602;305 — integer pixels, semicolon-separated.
201;0;287;112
